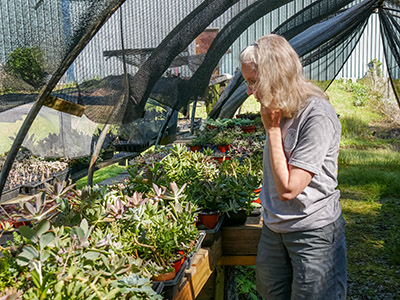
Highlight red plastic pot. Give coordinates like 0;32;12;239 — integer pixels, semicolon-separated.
214;156;231;163
198;212;220;229
172;252;186;273
217;144;231;153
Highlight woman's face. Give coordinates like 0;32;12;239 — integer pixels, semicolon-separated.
241;62;260;101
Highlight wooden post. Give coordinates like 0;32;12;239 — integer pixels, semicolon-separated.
215;266;225;300
87;124;111;187
190;99;198;135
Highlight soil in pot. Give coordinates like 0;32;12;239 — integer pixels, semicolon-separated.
198;212;220;229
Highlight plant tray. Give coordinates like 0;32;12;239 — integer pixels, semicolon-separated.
200;214;225;247
186;231;206;269
161;260;188;300
51;169;69;184
0;231;14;246
152;281;164;295
20;179;52;195
0;186;20;202
115;142;150;153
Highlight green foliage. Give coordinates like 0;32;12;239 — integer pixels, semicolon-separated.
0;249;28;291
161;144;218;186
328;79;400;298
235;266;261;300
5;47;47;89
343;80;370;107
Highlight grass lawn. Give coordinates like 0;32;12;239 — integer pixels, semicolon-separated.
74;163;126;190
328;80;400;299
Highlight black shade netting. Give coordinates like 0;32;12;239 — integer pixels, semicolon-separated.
0;0;123;111
379;3;400;107
209;0;377;118
291;0;377;89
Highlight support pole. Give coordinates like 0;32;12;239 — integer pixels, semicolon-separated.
215;266;225;300
87;124;111;187
190;99;198;135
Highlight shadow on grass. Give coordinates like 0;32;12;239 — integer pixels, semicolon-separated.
339;154;400;298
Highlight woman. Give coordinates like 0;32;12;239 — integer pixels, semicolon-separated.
240;34;346;299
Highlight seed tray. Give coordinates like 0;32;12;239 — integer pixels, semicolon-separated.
160;260;188;300
185;231;206;269
0;186;20;202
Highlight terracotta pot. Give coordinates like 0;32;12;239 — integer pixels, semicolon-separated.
198;212;220;229
152;269;176;281
189;145;202;152
217;144;231;153
241;125;256;133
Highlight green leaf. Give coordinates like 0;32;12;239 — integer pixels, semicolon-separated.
17;245;39;266
80;219;89;236
83;251;100;261
24;202;37;215
31;269;41;288
19;225;38;243
39;231;55;249
70;227;84;239
36;219;50;238
40;250;50;262
54;280;64;293
68;265;78;276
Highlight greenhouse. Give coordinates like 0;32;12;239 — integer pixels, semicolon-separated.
1;0;400;299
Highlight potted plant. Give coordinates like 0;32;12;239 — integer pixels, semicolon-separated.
217;160;263;226
186;180;225;229
187;129;217;151
210;129;238;154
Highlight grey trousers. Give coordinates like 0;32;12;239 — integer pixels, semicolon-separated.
256;215;347;300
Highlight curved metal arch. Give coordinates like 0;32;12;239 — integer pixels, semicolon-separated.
209;0;377;118
128;0;240;121
273;0;355;40
181;0;294;111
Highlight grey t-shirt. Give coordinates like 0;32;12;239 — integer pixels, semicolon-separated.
260;97;342;233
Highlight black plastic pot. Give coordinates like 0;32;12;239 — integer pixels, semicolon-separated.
223;210;248;226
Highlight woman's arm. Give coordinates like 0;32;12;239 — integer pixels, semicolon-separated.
261;107;313;201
